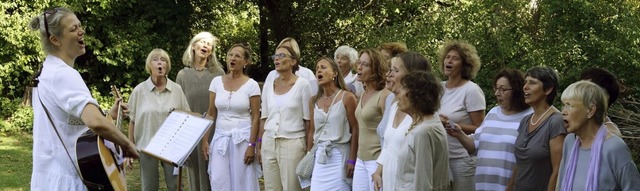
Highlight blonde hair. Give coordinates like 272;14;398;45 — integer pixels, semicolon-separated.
181;32;222;73
561;81;608;124
28;7;74;54
145;48;172;74
278;37;301;62
437;40;482;80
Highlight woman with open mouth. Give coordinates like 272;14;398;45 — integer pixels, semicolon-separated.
510;66;566;191
556;80;640;191
334;45;363;96
175;31;225;191
371;51;432;191
128;48;191;191
351;48;391;191
446;68;532;190
28;7;139;191
258;45;313;191
201;43;262;191
307;57;359;190
436;40;486;191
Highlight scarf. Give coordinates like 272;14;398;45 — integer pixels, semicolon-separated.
561;124;608;191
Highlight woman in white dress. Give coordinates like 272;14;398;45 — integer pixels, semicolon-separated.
372;51;432;191
308;57;359;190
201;43;261;191
28;7;138;191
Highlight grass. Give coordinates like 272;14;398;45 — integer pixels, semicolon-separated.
0;132;181;191
0;132;32;191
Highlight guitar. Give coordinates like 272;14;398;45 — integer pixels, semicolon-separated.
74;86;128;191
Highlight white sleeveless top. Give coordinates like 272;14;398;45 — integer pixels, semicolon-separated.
313;90;351;144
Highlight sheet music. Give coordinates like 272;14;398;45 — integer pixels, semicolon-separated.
142;111;212;166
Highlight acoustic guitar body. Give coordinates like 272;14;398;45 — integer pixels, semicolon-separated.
76;131;127;191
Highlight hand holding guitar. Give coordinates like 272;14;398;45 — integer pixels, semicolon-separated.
109;86;130;120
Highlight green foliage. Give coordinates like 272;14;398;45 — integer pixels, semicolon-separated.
2;0;640;132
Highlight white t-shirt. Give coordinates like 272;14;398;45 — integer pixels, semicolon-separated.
31;55;98;191
265;66;318;95
439;80;486;158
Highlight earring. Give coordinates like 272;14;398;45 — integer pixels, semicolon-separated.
332;76;336;80
244;65;247;69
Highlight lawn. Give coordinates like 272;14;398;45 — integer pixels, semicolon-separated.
0;133;180;191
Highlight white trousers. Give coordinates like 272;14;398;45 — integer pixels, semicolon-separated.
352;158;377;191
310;147;350;191
208;139;260;191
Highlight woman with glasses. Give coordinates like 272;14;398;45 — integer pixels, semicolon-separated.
436;40;486;191
201;43;261;191
446;68;532;190
508;66;566;191
556;81;640;191
128;49;191;191
334;45;363;96
372;52;432;191
257;45;313;191
175;31;225;191
28;7;139;190
308;57;359;190
352;48;391;191
265;37;318;95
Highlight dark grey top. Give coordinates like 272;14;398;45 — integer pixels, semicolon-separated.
513;112;566;191
175;67;224;114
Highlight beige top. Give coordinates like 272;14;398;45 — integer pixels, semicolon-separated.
175;67;223;114
128;77;191;149
355;90;384;161
395;116;450;191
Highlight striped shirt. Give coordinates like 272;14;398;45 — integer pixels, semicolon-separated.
472;106;532;191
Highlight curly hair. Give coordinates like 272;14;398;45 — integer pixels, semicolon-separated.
494;68;529;112
437;40;482;80
580;68;621;107
359;48;389;91
401;71;442;115
378;42;409;58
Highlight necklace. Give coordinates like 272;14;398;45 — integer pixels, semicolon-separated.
530;106;553;126
321;90;339;110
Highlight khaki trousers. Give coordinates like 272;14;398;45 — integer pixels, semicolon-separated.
261;137;306;191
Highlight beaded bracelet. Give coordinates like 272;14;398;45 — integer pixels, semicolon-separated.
257;138;262;143
347;159;356;165
248;142;256;147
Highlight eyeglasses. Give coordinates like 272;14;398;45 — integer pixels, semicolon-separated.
271;53;290;60
493;87;513;93
43;8;60;38
357;60;370;67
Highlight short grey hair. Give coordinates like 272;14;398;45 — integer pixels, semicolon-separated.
334;45;358;65
561;81;608;124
